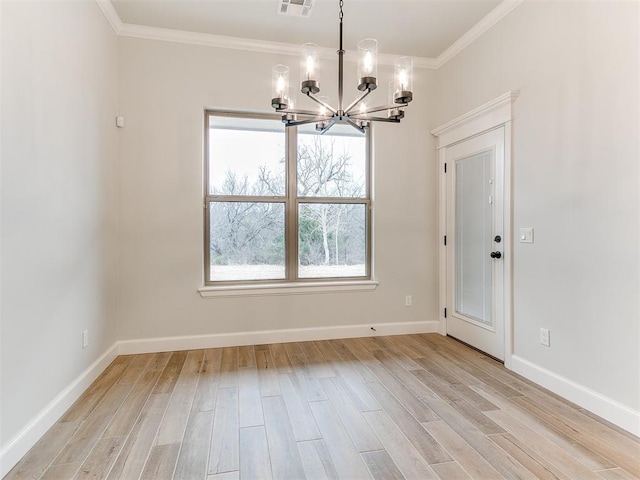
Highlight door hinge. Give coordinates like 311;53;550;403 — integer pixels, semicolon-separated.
444;163;447;173
444;235;447;246
444;308;447;318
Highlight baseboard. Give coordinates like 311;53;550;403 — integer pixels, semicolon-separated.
117;320;440;355
0;343;120;478
510;355;640;437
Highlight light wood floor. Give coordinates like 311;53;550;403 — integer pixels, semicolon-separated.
5;334;640;480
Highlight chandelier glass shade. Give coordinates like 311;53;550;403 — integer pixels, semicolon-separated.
270;0;413;134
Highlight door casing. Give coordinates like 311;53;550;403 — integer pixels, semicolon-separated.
432;91;518;369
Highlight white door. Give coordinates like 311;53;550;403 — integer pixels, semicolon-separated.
445;127;505;360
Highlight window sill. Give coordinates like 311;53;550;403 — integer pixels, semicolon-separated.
198;280;378;298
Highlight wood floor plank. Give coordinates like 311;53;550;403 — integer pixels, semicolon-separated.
192;348;223;412
73;436;125;480
368;362;439;425
363;410;438;480
412;387;537;480
488;433;573;480
471;384;617;471
103;352;171;438
360;450;405;480
116;354;155;385
277;373;321;441
320;376;383;453
297;440;340;480
238;365;265;428
366;382;451;465
598;468;640;480
155;350;204;446
54;384;132;465
208;386;239;475
219;347;239;388
309;400;373;480
422;420;505;480
431;461;473;480
140;443;180;480
61;357;133;423
40;463;81;480
106;393;171;480
447;397;506;435
511;397;640;478
261;395;306;479
3;421;80;480
237;346;256;369
239;426;273;480
298;341;336;378
268;343;293;373
255;348;281;397
207;472;240;480
330;339;378;384
173;410;214;479
153;351;188;394
483;409;603;480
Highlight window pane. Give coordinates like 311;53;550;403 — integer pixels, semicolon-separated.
208;115;286;196
297;124;366;198
298;203;366;278
209;202;285;281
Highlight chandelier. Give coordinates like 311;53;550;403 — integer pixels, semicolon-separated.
271;0;413;134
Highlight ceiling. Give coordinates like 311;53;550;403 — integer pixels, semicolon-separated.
110;0;503;59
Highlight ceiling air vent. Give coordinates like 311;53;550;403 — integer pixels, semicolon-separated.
278;0;314;17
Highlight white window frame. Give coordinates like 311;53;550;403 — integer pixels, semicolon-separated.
201;110;375;296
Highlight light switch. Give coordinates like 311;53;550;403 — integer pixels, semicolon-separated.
520;227;534;243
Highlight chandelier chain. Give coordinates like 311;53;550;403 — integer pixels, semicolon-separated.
339;0;343;22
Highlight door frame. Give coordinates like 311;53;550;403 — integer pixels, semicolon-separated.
432;91;519;369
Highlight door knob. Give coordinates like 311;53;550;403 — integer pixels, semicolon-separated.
490;251;502;259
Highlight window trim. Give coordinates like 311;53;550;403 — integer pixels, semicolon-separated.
203;109;372;286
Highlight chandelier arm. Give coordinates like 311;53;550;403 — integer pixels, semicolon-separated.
343;117;367;133
284;116;332;127
306;93;338;115
358;103;408;115
349;115;401;123
344;89;372;115
278;108;328;116
318;117;339;135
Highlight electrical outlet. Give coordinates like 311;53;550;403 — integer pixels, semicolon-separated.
82;330;89;349
405;295;412;307
539;328;550;347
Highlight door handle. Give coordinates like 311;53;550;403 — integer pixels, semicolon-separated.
490;251;502;259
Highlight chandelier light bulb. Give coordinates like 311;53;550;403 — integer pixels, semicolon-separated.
271;64;290;110
306;55;315;77
398;70;407;91
276;75;285;96
300;43;320;94
357;38;378;92
393;56;413;104
363;52;373;74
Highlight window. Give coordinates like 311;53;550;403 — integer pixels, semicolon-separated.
204;111;371;285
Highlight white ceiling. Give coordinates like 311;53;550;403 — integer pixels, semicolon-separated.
110;0;503;59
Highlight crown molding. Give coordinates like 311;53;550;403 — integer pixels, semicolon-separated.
95;0;521;71
95;0;123;34
116;22;438;68
435;0;524;68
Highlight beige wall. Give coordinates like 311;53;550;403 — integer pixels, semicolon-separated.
116;37;439;341
1;0;119;446
437;0;639;411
